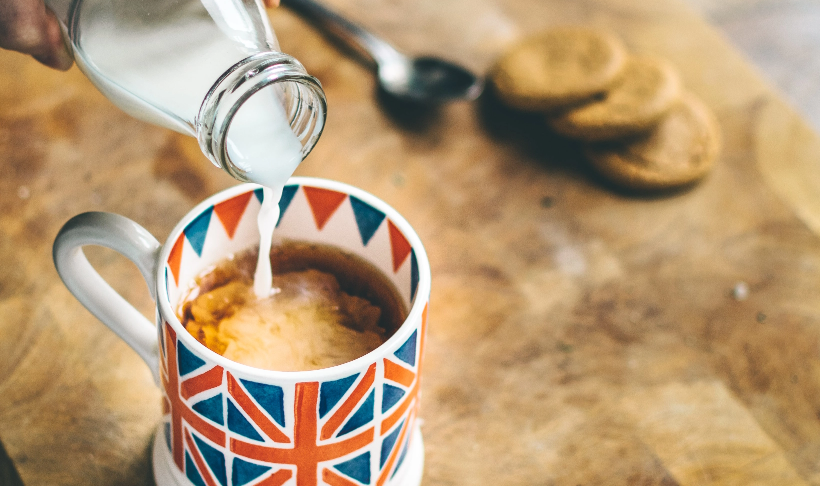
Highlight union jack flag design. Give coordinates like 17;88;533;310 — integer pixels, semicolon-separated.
159;181;428;486
161;321;400;486
160;309;427;486
375;305;427;486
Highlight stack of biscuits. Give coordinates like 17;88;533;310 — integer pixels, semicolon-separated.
490;27;721;191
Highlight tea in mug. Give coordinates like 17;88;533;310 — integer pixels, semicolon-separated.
177;240;407;371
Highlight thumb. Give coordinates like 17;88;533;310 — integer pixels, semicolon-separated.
32;7;73;71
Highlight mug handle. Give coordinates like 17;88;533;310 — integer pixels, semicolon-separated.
53;212;162;383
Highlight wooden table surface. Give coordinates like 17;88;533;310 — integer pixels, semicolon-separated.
4;0;820;484
685;0;820;133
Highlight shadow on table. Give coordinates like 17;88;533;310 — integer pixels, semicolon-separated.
474;86;700;199
374;88;447;133
0;438;24;486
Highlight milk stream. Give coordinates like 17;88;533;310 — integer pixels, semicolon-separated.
253;186;283;298
69;0;304;298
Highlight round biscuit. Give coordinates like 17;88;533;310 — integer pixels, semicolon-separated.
490;27;628;111
549;55;682;141
584;93;721;191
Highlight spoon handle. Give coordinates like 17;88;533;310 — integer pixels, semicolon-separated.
281;0;405;66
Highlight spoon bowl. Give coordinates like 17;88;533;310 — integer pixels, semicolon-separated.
379;56;484;102
283;0;484;103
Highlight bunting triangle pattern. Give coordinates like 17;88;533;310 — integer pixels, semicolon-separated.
166;183;423;315
410;250;419;302
276;185;298;227
213;191;252;239
388;220;412;272
184;207;213;257
165;269;171;300
303;186;347;230
350;195;386;246
167;234;184;286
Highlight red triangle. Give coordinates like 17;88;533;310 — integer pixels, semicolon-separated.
388;220;412;272
303;187;347;230
167;233;185;285
213;191;252;239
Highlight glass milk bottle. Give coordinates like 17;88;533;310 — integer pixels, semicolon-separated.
45;0;326;187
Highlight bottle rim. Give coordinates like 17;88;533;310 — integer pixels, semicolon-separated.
196;52;327;181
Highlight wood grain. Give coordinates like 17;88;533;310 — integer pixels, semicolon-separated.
2;0;820;484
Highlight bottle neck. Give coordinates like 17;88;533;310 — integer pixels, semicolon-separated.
196;52;327;183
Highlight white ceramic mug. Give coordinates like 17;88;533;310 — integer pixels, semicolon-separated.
53;178;430;486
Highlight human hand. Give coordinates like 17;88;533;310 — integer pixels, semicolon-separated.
0;0;280;71
0;0;73;70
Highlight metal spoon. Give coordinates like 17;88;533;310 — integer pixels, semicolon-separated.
281;0;483;103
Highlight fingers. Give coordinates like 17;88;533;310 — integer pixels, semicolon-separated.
263;0;281;7
31;7;72;70
0;0;73;70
